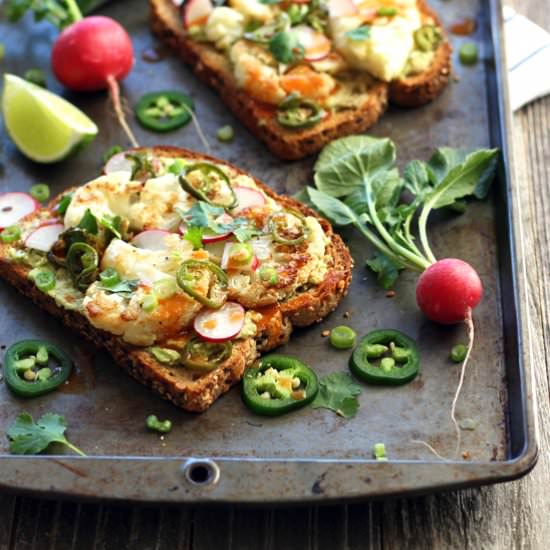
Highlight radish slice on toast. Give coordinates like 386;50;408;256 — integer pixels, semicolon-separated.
328;0;358;17
132;230;171;250
232;186;266;215
0;193;39;229
194;301;245;342
25;223;64;252
104;152;134;175
183;0;213;29
294;25;331;61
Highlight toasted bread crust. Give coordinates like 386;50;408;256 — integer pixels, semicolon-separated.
149;0;388;160
0;147;353;412
149;0;450;158
389;0;452;107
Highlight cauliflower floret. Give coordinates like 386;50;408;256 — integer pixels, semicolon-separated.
83;284;201;346
129;173;194;231
230;41;286;104
331;12;421;81
229;0;274;23
205;7;245;50
83;237;201;345
100;237;193;283
64;172;194;232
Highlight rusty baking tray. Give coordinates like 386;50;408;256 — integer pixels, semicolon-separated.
0;0;538;503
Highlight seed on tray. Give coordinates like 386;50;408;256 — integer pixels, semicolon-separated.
321;330;330;337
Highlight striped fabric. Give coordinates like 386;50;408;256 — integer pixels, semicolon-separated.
504;5;550;111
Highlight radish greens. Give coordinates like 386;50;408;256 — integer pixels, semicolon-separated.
298;136;498;289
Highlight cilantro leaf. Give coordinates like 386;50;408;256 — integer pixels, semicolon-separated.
177;202;225;233
184;226;205;250
311;372;361;418
7;412;86;456
100;214;122;239
269;30;304;64
345;26;371;41
366;252;403;290
178;201;263;243
96;278;139;297
230;218;263;242
77;208;98;235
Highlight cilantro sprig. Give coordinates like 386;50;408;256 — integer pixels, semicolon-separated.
269;30;304;64
311;372;361;418
7;412;86;456
96;278;139;297
177;201;263;247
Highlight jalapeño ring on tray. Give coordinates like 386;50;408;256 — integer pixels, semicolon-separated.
349;329;420;385
135;90;194;132
241;354;319;416
3;339;73;397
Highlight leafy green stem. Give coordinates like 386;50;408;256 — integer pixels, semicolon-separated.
65;0;83;22
364;189;431;271
353;222;421;272
64;441;87;456
417;202;438;265
403;211;425;259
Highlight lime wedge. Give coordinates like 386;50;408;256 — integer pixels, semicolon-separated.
2;74;98;163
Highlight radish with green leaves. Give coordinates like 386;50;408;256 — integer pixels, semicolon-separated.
6;0;138;147
300;136;498;458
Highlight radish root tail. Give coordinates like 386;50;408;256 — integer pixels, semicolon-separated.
451;308;474;459
412;308;475;461
181;103;211;153
107;75;139;148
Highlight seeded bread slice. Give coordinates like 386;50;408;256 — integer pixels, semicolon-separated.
149;0;388;161
0;146;353;412
389;0;452;107
149;0;451;159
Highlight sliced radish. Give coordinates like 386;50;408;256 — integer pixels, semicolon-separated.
183;0;213;29
249;237;273;261
221;242;259;272
25;223;64;252
232;186;266;215
132;230;172;251
204;240;227;260
194;302;245;342
294;25;331;62
104;152;134;175
0;192;39;229
328;0;358;18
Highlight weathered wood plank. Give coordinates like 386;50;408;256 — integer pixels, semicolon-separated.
0;496;17;550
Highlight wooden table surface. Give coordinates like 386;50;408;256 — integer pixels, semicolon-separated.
1;0;549;548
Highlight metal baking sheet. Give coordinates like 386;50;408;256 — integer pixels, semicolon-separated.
0;0;537;502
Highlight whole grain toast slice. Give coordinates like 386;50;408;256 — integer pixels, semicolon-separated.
0;147;353;412
389;0;452;107
149;0;451;160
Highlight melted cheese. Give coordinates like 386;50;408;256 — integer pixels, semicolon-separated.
64;172;194;232
100;237;193;283
330;2;422;81
83;237;200;345
205;7;245;50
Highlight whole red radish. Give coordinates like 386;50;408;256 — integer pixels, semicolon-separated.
51;16;133;92
51;14;138;146
415;258;483;324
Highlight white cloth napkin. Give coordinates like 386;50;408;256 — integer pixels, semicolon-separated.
504;6;550;111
